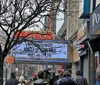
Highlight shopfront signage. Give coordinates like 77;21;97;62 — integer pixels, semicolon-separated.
77;23;86;40
92;13;100;27
14;31;54;40
90;4;100;34
6;56;15;64
77;28;85;40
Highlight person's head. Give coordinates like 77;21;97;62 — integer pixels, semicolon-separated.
76;70;81;76
67;69;72;75
63;70;71;77
38;71;44;79
19;76;25;84
11;72;16;79
96;64;100;80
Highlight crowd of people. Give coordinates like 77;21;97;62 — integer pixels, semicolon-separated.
4;68;90;85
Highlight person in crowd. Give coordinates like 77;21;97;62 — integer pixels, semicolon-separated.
33;71;48;85
96;64;100;85
5;71;20;85
18;76;25;85
44;69;51;85
33;75;38;81
75;70;88;85
56;70;77;85
50;73;59;85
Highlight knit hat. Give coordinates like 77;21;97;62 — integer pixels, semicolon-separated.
19;76;25;82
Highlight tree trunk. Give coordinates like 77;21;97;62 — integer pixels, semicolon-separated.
0;44;4;85
0;59;3;85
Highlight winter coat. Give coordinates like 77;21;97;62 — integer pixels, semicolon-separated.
33;79;48;85
17;83;25;85
5;78;19;85
56;76;77;85
76;76;88;85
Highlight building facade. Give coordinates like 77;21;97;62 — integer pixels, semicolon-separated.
56;0;80;78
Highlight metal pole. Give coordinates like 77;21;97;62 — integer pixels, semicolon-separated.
9;48;13;78
22;64;24;76
5;69;7;81
87;41;96;85
9;63;11;78
0;44;3;85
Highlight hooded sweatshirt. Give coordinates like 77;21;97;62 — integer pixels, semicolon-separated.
57;76;77;85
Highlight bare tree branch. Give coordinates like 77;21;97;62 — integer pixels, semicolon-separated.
0;0;79;58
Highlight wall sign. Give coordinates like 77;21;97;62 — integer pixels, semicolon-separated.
90;4;100;34
77;23;87;40
14;31;55;40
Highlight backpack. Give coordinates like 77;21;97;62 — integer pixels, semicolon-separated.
76;77;88;85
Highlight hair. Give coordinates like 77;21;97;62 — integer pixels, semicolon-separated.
96;64;100;79
11;72;16;79
63;70;71;77
67;69;72;74
76;70;81;76
19;76;25;82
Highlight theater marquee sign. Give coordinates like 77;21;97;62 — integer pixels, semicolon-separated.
90;4;100;34
14;31;55;40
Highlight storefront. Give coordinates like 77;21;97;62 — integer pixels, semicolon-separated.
89;4;100;64
89;4;100;85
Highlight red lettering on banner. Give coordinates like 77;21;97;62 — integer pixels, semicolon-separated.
14;31;54;40
40;35;44;40
48;32;54;40
35;33;40;40
20;31;26;37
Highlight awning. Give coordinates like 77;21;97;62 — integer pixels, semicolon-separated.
87;37;100;52
15;59;71;64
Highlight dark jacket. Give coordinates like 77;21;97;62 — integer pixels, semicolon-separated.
76;76;88;85
5;78;19;85
56;76;77;85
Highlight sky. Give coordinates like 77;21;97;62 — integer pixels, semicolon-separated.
24;2;64;35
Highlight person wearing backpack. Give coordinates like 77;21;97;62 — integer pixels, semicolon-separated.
75;70;88;85
56;70;77;85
